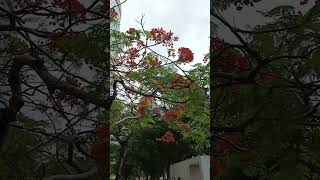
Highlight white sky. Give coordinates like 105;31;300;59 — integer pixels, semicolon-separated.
216;0;315;43
119;0;210;66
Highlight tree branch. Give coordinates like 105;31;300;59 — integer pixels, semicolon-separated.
43;166;98;180
113;115;141;126
12;54;111;109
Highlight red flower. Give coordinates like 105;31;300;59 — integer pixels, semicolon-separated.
137;96;153;115
110;8;118;18
161;131;175;143
149;28;176;47
176;121;192;132
235;57;250;69
128;48;139;59
178;47;194;63
162;110;181;122
170;74;190;87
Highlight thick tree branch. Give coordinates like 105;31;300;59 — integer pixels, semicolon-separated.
212;13;263;63
113;115;141;126
235;25;301;34
116;79;189;104
43;167;98;180
12;54;111;109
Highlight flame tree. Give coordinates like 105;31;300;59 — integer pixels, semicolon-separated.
211;0;320;179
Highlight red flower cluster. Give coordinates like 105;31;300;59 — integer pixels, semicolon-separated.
162;110;181;122
234;56;250;69
211;133;237;176
110;8;118;18
149;28;178;48
170;74;190;87
142;57;162;68
178;47;194;63
128;48;139;59
137;96;153;116
211;133;251;176
161;131;175;143
212;37;283;87
212;38;250;72
176;121;192;132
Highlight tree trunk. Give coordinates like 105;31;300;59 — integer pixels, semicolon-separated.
115;140;128;180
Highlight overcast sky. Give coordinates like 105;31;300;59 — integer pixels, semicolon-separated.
119;0;210;66
215;0;314;43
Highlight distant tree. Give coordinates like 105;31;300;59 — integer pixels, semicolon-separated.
126;122;195;180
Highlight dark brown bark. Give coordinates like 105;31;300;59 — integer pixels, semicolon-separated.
115;140;128;180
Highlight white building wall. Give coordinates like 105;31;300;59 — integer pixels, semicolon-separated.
200;156;210;180
170;155;210;180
